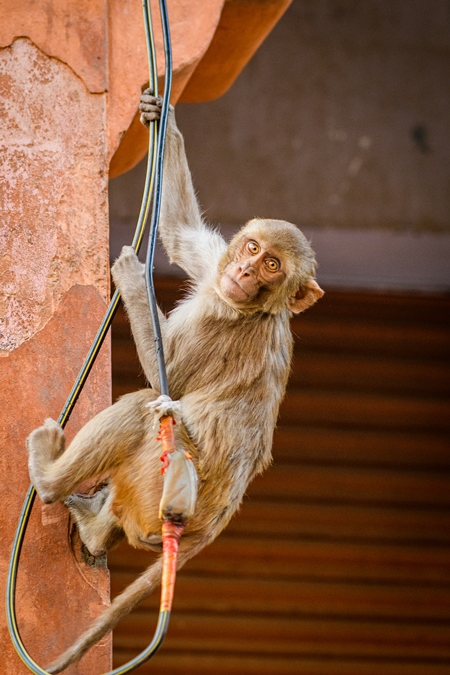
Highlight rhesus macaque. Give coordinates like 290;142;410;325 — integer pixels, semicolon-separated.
27;91;324;673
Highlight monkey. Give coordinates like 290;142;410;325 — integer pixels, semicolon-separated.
26;91;324;673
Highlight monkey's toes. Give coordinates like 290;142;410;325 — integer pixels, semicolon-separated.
65;486;109;516
27;418;65;460
28;419;59;447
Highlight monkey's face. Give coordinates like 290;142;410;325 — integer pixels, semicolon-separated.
217;219;324;314
219;237;286;305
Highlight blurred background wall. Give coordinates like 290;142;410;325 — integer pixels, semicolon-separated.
110;0;450;292
108;2;450;674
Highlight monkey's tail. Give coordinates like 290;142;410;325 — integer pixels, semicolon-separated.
45;556;164;674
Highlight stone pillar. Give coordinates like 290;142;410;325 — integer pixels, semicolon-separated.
0;33;112;675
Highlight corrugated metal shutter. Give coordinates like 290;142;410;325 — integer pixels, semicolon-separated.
109;281;450;675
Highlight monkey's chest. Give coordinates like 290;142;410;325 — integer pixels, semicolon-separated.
165;318;271;399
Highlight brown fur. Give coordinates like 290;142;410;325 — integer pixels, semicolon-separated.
26;96;323;673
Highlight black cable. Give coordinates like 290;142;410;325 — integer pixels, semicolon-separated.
144;0;172;397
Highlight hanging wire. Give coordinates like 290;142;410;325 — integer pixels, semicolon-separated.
6;0;174;672
144;0;172;397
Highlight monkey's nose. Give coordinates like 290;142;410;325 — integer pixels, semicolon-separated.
238;262;255;276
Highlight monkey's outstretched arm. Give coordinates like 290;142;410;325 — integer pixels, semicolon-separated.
111;246;165;388
140;91;226;281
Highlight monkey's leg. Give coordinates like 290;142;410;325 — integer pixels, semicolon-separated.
27;389;156;505
139;91;226;282
65;485;125;557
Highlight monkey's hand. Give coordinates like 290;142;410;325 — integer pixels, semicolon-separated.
139;88;175;127
139;89;163;126
111;245;144;290
147;395;182;426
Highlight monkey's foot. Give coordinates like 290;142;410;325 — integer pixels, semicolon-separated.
147;395;182;426
65;486;124;557
27;419;66;503
64;484;110;518
27;418;65;460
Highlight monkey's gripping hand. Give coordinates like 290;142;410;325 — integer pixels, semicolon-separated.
111;245;144;290
147;394;182;427
139;89;162;126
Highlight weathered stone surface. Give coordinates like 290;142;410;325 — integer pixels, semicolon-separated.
0;39;109;353
0;37;111;675
0;285;111;674
0;0;227;174
0;0;108;93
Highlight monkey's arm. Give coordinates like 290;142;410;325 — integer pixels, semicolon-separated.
140;92;226;282
159;109;227;280
111;246;165;389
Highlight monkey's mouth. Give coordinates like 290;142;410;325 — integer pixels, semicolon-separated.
220;273;254;302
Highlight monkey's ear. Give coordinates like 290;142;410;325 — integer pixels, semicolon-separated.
287;279;324;314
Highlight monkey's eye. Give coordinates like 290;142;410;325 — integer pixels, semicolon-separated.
265;258;280;272
247;241;260;255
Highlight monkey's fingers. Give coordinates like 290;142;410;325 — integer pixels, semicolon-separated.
140;94;162;106
139;89;162;125
139;107;162;125
139;94;162;108
111;245;142;280
142;86;157;97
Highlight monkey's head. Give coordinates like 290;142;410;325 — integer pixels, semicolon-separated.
217;218;324;314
